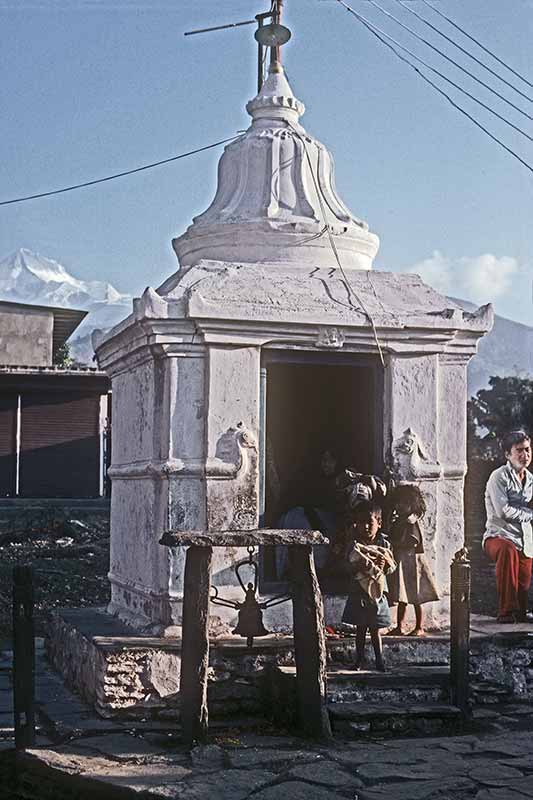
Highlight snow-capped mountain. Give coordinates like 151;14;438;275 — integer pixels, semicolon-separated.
0;249;132;363
0;248;127;306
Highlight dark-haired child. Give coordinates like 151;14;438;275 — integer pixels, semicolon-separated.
386;484;439;637
342;501;396;671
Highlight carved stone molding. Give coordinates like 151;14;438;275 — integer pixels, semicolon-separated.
392;427;441;481
315;327;345;349
108;458;205;480
205;423;258;480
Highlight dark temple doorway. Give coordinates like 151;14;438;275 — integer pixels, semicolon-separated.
261;352;383;587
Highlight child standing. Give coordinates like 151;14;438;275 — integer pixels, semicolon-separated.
342;501;396;671
386;484;440;636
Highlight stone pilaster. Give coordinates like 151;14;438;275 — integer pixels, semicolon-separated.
106;346;208;634
205;346;262;627
385;353;461;628
435;352;470;625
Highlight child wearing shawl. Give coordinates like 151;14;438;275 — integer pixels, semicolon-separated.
342;501;396;671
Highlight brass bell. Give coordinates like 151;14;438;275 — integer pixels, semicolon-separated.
233;582;270;648
210;548;290;649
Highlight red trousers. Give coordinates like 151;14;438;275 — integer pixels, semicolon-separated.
484;537;532;617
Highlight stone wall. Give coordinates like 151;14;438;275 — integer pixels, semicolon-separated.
45;609;295;721
46;608;533;723
464;459;498;616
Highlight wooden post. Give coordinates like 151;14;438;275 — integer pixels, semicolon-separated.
12;565;36;750
180;545;213;747
450;547;471;717
290;545;332;740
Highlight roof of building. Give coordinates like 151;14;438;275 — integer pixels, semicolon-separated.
0;300;87;359
0;365;104;375
0;363;110;393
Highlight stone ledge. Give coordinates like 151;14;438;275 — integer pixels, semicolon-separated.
160;529;328;547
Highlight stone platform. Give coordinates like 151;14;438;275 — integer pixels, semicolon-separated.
5;640;533;799
46;608;533;723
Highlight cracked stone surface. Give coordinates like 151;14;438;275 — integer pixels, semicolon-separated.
287;762;363;788
7;643;533;800
228;747;324;769
252;782;346;800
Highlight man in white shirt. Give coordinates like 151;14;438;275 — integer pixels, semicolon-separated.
483;430;533;623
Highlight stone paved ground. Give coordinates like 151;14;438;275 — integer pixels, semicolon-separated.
4;641;533;799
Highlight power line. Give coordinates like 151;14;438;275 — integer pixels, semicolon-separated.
396;0;533;105
0;135;241;207
333;0;533;176
333;1;533;146
365;0;533;122
419;0;533;92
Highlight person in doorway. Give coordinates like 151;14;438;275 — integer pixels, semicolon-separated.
275;448;342;579
385;483;440;636
341;501;396;671
483;430;533;623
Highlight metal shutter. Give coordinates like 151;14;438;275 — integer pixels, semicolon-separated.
0;394;17;497
19;392;100;498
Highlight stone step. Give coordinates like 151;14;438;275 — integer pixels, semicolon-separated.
471;679;514;705
328;701;464;737
327;664;450;704
264;664;457;732
327;634;450;670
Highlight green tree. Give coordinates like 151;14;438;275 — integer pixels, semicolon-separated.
468;376;533;460
53;342;73;368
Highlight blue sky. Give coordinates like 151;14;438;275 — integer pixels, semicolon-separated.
1;0;531;324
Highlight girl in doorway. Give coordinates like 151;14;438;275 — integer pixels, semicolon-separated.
386;484;440;636
342;501;396;671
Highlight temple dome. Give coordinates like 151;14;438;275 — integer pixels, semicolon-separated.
173;63;379;270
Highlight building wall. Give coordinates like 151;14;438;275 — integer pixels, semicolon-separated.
0;306;54;366
0;374;110;499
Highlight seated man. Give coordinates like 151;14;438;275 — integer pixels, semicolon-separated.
483;430;533;623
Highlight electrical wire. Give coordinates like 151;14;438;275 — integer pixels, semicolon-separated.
396;0;533;105
332;0;533;147
365;0;533;123
355;6;533;146
419;0;533;92
355;21;533;146
287;120;386;367
0;135;241;207
333;0;533;175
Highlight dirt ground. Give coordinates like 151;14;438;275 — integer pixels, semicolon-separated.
0;506;110;639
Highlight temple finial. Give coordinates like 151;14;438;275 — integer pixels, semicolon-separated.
254;0;291;89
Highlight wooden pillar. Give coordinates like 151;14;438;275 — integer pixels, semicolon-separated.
450;547;471;717
12;565;35;750
290;545;332;740
180;545;213;746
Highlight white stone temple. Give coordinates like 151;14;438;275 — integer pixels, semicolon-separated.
94;60;493;637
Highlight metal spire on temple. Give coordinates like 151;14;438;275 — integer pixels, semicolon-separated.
172;2;379;273
184;1;292;92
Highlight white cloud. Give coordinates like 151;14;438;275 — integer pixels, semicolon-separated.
407;250;521;305
460;254;518;302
